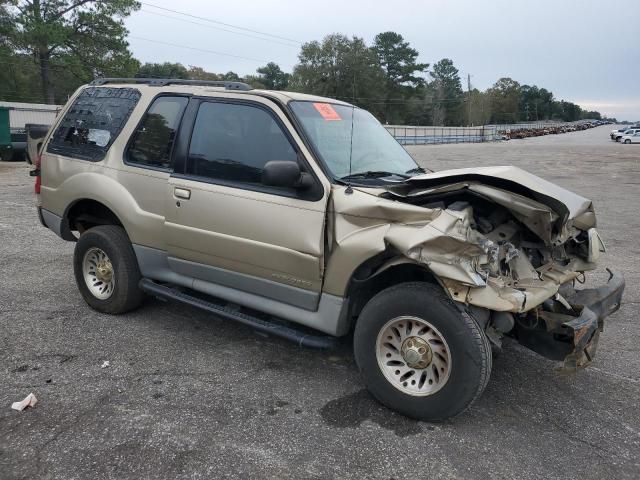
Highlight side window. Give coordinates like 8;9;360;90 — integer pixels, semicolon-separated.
47;87;141;161
127;96;188;169
186;102;297;186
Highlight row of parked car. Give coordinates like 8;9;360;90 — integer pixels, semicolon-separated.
610;126;640;143
500;120;607;140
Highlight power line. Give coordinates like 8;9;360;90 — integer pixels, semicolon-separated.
138;9;300;48
331;95;468;105
140;2;303;45
128;35;291;68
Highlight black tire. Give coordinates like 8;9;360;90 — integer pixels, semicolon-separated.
73;225;143;314
353;282;492;421
624;139;631;144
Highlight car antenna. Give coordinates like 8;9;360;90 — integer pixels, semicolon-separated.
345;105;355;195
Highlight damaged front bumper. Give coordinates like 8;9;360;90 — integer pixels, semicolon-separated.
514;270;625;371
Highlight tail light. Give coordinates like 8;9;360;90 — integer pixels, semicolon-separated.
30;153;42;194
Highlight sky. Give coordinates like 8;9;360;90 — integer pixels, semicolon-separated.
124;0;640;120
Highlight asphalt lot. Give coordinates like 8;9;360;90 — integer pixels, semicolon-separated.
1;125;639;479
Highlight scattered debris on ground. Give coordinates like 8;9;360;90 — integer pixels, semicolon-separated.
11;393;38;411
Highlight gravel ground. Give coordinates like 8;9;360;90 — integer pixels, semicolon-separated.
1;125;639;479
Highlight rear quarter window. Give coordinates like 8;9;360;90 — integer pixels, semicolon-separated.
46;87;141;161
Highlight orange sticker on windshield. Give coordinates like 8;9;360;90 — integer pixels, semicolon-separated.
313;103;342;121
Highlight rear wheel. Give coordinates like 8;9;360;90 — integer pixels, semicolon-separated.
73;225;143;314
354;282;492;421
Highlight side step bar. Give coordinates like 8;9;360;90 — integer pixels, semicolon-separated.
139;278;338;349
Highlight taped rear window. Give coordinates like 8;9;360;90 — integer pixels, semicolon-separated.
47;87;141;161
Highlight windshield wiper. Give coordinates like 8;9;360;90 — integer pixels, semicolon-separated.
405;166;426;174
340;170;410;181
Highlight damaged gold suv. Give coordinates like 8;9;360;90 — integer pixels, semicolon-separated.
34;78;625;421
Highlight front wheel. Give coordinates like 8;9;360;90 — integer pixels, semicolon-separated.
354;282;492;421
624;139;631;144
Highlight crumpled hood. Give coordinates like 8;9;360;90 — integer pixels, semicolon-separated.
383;165;597;245
405;166;592;221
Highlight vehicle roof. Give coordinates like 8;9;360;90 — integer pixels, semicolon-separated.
86;82;354;107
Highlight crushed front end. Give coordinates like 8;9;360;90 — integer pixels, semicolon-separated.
513;270;624;371
367;166;626;370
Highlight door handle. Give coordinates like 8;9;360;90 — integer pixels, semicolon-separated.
174;188;191;200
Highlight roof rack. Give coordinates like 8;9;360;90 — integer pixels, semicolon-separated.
89;78;253;91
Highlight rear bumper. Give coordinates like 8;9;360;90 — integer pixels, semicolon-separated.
38;207;76;241
515;271;625;371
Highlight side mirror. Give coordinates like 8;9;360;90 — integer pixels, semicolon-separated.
262;160;313;190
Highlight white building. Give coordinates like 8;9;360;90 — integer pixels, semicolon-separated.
0;101;62;129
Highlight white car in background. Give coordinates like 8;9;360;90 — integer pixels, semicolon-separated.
620;131;640;144
610;127;627;140
613;128;640;141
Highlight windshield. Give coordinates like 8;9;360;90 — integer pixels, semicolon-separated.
290;101;420;181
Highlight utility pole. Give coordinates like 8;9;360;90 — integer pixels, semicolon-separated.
467;73;472;126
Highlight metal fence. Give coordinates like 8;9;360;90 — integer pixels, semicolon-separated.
385;125;498;145
387;120;599;145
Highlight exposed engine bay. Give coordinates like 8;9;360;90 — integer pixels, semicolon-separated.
377;167;606;314
407;188;599;292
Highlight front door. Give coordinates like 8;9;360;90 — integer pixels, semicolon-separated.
164;96;329;310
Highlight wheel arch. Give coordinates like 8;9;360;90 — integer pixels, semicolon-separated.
63;198;127;239
342;254;441;332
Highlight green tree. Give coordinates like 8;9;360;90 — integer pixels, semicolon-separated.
430;58;463;126
581;110;601;120
0;2;12;45
518;85;555;121
0;55;37;103
289;34;386;117
554;100;582;122
256;62;290;90
519;84;537;121
4;0;140;104
371;31;428;123
487;77;521;123
137;62;188;79
242;74;267;89
468;88;491;126
187;66;220;81
222;71;241;81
